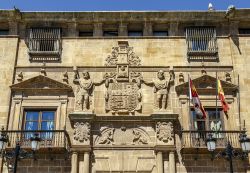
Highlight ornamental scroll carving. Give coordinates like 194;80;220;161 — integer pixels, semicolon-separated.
105;41;141;66
97;127;115;145
104;41;142;114
132;128;148;145
156;122;174;143
95;126;150;145
73;122;90;143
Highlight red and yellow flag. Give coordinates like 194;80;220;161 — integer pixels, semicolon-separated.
217;79;229;113
189;78;207;119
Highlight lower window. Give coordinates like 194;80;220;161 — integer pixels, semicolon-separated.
23;110;55;139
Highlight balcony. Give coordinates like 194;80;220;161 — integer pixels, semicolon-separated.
2;130;70;151
181;130;244;149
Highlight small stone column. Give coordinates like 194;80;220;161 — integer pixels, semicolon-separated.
9;21;18;35
118;23;128;36
79;154;84;173
93;23;103;37
71;152;78;173
169;151;176;173
143;22;153;36
169;22;179;36
68;22;78;37
156;151;163;173
83;152;90;173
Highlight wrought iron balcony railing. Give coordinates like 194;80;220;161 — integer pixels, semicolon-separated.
1;130;70;150
181;130;244;149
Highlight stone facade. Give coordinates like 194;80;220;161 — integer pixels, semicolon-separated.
0;9;250;173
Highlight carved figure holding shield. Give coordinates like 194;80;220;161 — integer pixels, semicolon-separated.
143;70;174;110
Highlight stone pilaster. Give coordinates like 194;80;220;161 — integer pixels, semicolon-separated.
83;152;90;173
9;21;18;35
93;23;103;37
71;152;78;173
143;22;153;36
79;154;84;173
169;22;179;36
68;22;78;37
169;151;175;173
156;151;163;173
118;23;128;36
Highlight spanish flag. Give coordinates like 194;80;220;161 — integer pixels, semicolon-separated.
217;79;229;113
189;78;207;119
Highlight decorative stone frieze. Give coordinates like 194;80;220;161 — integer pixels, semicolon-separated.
95;124;151;146
97;127;115;145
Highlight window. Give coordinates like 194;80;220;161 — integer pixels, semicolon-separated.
186;27;218;60
28;28;61;61
24;110;55;139
192;108;223;138
239;28;250;34
103;31;118;37
0;30;9;35
153;31;168;36
128;31;143;36
79;31;93;37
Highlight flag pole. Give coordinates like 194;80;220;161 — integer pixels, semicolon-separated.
216;71;218;123
188;74;191;130
188;74;192;147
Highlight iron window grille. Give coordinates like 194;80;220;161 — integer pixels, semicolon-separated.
186;27;218;61
27;28;61;61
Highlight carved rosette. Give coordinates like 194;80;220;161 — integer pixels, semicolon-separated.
73;122;91;144
156;121;174;144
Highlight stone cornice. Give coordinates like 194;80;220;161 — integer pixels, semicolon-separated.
1;9;250;23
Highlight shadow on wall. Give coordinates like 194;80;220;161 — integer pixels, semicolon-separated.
231;36;242;55
177;153;248;173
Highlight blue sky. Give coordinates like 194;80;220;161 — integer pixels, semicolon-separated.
0;0;250;11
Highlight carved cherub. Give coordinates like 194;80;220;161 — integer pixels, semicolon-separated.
143;70;174;110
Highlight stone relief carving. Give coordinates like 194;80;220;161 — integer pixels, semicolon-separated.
143;70;174;110
156;122;174;143
73;122;90;143
132;129;148;145
103;41;142;114
97;127;115;145
73;71;103;111
95;126;151;145
105;41;141;66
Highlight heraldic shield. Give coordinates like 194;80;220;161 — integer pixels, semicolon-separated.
106;82;141;113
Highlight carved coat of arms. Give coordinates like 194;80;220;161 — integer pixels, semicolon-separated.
106;83;140;112
104;41;142;114
156;122;174;143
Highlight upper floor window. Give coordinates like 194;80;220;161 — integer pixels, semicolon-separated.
0;30;9;35
28;28;61;61
128;31;143;37
186;27;218;61
153;31;168;36
192;108;223;132
24;110;55;139
103;30;118;37
79;31;93;37
239;28;250;34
